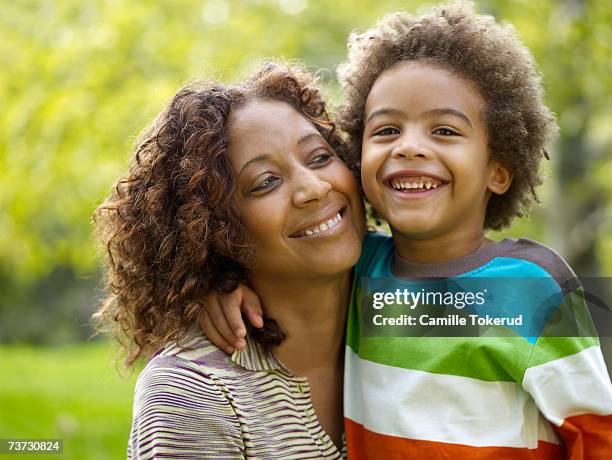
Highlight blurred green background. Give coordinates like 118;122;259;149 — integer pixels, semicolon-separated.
1;0;611;458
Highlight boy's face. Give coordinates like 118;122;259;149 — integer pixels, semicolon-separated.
361;60;510;243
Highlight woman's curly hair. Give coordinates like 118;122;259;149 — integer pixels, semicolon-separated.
93;62;350;367
337;1;558;230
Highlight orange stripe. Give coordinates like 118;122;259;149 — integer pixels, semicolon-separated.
556;413;612;460
345;418;565;460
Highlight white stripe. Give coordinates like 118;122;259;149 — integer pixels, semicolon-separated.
537;414;561;444
522;346;612;425
344;347;561;448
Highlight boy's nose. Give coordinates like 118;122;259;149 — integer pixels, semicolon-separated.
392;136;431;160
292;170;332;207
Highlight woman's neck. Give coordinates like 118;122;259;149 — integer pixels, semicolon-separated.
248;273;350;376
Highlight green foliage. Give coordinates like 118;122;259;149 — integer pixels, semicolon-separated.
0;0;420;283
1;0;611;343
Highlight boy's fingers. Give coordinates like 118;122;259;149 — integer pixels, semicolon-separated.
200;310;234;355
220;294;247;338
246;308;264;329
243;289;264;328
207;300;242;347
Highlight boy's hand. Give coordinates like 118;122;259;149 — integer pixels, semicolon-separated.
199;284;264;354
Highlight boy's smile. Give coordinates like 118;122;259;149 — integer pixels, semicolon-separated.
384;169;448;197
361;60;511;261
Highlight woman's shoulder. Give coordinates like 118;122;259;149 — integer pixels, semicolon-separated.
131;329;243;433
156;328;217;358
140;329;237;384
135;345;230;408
129;331;245;459
135;328;286;403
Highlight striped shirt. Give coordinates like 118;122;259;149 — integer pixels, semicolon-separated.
128;330;345;459
345;232;612;459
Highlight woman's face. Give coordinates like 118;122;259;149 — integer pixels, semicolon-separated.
228;99;365;281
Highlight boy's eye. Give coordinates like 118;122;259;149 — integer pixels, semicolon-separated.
250;175;281;194
374;127;400;136
432;127;459;136
309;151;333;166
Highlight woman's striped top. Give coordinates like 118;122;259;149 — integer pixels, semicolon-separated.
128;329;345;459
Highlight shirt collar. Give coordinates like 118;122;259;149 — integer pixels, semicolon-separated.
231;333;286;372
392;238;516;278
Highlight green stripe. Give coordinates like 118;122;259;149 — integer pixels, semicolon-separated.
526;289;600;372
347;279;531;381
347;286;600;383
524;337;598;371
353;335;532;382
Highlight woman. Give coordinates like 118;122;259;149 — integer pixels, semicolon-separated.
94;63;365;459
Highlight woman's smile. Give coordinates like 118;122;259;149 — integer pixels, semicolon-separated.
289;206;346;238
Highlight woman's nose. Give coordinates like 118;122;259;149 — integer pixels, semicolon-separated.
292;170;333;207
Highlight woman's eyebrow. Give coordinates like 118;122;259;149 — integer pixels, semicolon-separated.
423;108;472;127
297;132;325;146
238;133;324;177
238;154;270;177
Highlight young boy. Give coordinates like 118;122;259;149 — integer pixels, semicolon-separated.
335;3;612;458
203;3;612;458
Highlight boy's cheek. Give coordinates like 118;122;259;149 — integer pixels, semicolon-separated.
359;149;382;191
361;173;383;209
363;186;394;226
359;143;399;222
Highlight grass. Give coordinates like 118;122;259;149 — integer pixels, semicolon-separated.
0;341;141;459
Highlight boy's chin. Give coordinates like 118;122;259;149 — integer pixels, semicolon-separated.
389;221;442;240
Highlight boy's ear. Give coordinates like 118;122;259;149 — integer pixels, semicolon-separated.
488;161;513;195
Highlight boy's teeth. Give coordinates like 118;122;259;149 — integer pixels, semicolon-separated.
390;177;441;191
302;212;342;237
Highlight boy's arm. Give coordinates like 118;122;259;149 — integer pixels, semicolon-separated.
199;284;264;353
522;289;612;458
198;232;392;353
199;232;391;353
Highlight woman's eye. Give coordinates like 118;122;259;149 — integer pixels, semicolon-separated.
374;127;400;136
433;127;459;136
250;176;280;194
309;152;333;166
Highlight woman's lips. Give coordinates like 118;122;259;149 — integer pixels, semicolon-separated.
290;207;346;238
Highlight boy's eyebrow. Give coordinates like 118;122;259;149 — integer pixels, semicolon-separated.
365;108;404;125
365;107;472;127
423;108;472;127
